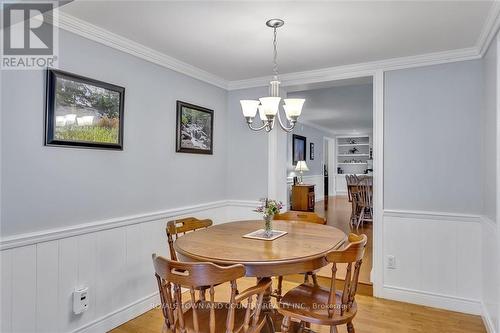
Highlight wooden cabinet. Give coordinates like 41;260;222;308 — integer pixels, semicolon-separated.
291;184;315;212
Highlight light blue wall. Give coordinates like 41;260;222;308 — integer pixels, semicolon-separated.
384;60;483;214
1;29;228;236
483;36;498;223
226;87;269;200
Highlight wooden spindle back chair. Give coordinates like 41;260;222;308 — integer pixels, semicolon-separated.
166;217;213;261
279;234;367;333
346;175;362;226
272;211;326;300
355;178;373;228
152;254;271;333
345;175;360;203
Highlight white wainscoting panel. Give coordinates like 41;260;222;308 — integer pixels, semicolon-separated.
482;217;499;333
0;201;235;333
12;245;37;332
1;249;13;333
36;241;60;333
382;210;482;314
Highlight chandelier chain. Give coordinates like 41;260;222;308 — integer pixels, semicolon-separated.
273;27;279;78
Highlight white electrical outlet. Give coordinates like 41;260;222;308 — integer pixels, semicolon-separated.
73;287;89;315
386;255;396;269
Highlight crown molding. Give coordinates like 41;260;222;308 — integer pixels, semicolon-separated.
53;12;229;89
227;47;480;90
50;4;500;92
477;1;500;56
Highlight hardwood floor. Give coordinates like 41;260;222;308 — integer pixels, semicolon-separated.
314;196;373;285
110;278;486;333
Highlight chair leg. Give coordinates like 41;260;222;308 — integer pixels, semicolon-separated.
357;206;365;229
276;276;283;300
347;321;355;333
162;321;169;333
330;325;339;333
311;272;318;286
281;316;291;333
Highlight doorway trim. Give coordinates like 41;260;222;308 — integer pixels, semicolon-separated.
268;70;384;297
323;136;336;197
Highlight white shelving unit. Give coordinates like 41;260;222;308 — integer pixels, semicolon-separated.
335;135;372;194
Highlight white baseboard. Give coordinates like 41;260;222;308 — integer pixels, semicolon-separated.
74;292;159;333
481;301;498;333
381;285;481;315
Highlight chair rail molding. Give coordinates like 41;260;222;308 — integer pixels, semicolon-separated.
0;200;263;250
384;209;483;223
0;201;226;250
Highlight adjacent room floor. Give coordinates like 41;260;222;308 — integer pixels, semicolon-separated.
111;278;486;333
315;196;373;285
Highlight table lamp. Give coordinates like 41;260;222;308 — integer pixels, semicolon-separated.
295;160;309;184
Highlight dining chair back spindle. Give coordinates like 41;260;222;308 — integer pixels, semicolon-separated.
279;234;367;333
166;217;213;261
152;254;271;333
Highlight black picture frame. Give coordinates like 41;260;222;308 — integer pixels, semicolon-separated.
310;142;315;160
292;134;307;165
176;100;214;155
45;69;125;150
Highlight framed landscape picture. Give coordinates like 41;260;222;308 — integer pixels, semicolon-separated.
292;134;306;165
176;101;214;154
45;69;125;150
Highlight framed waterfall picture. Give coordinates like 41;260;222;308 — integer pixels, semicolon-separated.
45;69;125;150
176;101;214;154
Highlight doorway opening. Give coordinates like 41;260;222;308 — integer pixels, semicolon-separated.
284;76;376;291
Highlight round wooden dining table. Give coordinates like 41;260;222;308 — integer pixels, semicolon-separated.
174;219;347;333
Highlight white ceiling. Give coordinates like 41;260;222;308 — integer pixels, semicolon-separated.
288;80;373;135
60;1;494;81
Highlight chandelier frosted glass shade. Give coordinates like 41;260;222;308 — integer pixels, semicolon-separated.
259;97;281;116
240;100;260;118
283;98;305;118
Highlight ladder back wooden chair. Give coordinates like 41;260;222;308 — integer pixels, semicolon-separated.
152;254;271;333
274;211;326;225
166;217;213;261
279;233;367;333
272;211;326;301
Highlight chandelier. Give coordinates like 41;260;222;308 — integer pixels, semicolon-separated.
240;19;305;132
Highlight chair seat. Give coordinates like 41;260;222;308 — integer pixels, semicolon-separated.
278;283;357;326
173;301;255;333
